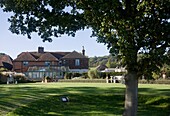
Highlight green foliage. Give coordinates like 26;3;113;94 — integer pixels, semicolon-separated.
0;68;8;72
100;72;107;79
58;79;106;83
0;1;169;115
13;74;27;82
45;76;51;80
72;72;82;77
64;72;73;79
81;72;89;79
64;72;87;79
88;68;100;79
0;0;169;75
89;56;108;67
0;0;169;71
152;72;160;80
106;58;111;68
139;79;170;84
161;64;170;78
89;55;120;68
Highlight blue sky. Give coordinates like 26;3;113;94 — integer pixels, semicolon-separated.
0;8;110;59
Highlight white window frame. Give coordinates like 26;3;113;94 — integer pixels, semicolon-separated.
75;59;80;66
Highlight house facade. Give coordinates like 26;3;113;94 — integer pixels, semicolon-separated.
13;47;89;80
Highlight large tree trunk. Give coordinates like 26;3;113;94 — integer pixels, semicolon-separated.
123;71;138;116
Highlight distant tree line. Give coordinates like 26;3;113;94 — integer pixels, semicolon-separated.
89;55;122;68
89;54;170;80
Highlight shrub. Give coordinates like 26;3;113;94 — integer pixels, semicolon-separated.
88;69;100;79
64;72;89;79
45;76;51;80
166;69;170;78
64;73;69;79
73;73;82;77
139;79;170;84
152;72;160;80
13;74;27;83
58;79;106;83
0;68;8;72
100;72;107;79
81;72;89;79
109;72;126;76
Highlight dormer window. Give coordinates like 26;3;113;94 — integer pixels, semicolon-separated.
75;59;80;66
45;61;51;66
23;61;28;66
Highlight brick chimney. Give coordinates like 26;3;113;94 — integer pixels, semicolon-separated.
82;46;85;56
38;47;44;53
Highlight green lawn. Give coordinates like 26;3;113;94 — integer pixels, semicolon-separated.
0;83;169;116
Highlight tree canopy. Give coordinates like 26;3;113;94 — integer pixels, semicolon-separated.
0;0;169;72
0;0;170;115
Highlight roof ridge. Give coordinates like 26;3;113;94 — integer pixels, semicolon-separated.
14;52;36;61
62;51;87;59
37;52;59;61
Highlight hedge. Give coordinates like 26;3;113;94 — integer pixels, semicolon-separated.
58;79;170;84
139;79;170;84
58;79;106;83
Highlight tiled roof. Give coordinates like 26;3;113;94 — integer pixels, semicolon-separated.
0;54;13;70
14;50;87;61
96;64;108;71
62;51;88;59
14;52;36;61
51;52;71;59
37;52;59;61
0;54;13;65
30;52;42;59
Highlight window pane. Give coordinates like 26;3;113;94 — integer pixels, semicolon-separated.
23;61;28;66
45;62;50;66
75;59;80;66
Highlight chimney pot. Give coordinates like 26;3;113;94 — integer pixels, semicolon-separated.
82;46;85;56
38;47;44;53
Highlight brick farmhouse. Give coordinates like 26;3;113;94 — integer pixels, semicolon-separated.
12;47;89;80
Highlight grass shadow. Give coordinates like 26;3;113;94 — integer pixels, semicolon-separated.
0;83;169;115
0;83;125;115
8;94;125;116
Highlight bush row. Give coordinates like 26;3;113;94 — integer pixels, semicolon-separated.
58;79;106;83
0;74;33;84
64;72;88;79
139;79;170;84
58;79;170;84
64;71;126;79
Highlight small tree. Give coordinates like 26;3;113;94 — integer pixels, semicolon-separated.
106;58;111;68
152;72;160;80
88;68;100;79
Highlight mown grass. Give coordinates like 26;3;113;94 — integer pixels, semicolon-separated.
0;83;169;116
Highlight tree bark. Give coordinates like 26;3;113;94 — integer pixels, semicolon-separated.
123;71;138;116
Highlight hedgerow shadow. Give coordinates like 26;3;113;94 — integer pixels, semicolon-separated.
1;83;170;116
8;94;125;116
138;87;170;96
0;84;125;115
138;95;170;116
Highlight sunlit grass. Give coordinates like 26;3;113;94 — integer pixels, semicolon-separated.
0;83;169;116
